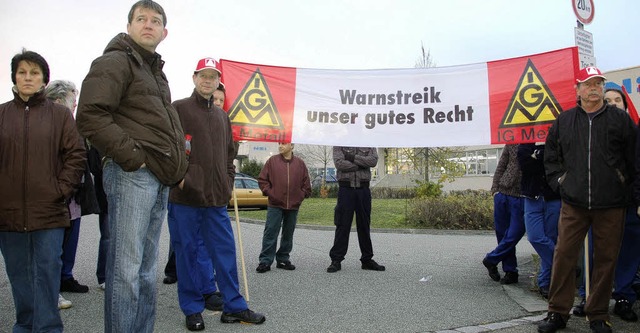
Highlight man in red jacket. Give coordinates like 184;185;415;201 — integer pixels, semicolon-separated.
256;143;312;273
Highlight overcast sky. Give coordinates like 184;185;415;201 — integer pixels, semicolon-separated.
0;0;637;102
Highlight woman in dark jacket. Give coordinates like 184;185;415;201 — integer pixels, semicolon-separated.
0;50;85;332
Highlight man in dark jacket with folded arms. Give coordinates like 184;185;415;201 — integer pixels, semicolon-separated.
256;143;311;273
538;67;636;333
327;146;385;273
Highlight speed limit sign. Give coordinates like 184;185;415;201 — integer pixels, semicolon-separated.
573;0;595;25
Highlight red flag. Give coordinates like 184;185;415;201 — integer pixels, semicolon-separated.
622;86;639;125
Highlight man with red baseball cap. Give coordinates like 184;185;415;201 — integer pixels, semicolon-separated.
538;67;637;333
168;57;265;331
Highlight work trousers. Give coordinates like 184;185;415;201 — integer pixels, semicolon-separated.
484;193;525;272
613;206;640;303
167;203;248;315
547;202;624;321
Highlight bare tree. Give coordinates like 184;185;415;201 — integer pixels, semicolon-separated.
295;144;332;186
415;41;436;69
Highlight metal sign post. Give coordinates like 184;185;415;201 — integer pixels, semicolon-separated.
573;0;596;68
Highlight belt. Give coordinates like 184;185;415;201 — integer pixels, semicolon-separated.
338;181;369;189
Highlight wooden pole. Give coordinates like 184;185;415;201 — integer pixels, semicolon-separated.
583;233;590;321
232;185;250;301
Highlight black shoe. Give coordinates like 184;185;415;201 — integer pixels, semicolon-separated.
482;258;500;282
185;313;205;331
361;259;385;271
256;263;271;273
276;261;296;270
537;312;567;333
573;298;586;317
589;319;612;333
60;278;89;293
327;261;341;273
613;298;638;322
500;271;518;285
220;309;266;324
163;276;177;284
204;291;224;311
538;285;550;299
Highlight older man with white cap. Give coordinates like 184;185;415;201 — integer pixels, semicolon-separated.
168;57;265;331
538;67;637;333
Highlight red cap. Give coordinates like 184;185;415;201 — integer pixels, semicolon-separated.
194;58;221;75
576;66;606;83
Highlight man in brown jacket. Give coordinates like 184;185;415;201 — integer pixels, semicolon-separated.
256;143;311;273
75;2;187;332
168;57;265;331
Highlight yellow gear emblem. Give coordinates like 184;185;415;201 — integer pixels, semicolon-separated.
500;59;562;127
228;68;284;129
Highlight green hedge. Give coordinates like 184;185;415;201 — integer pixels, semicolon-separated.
370;187;416;199
406;189;494;230
311;185;417;199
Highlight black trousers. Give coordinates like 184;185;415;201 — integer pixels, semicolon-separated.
329;186;374;262
164;245;176;279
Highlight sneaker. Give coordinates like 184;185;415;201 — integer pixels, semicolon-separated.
500;271;518;285
58;294;72;309
613;298;638;322
98;283;105;291
204;291;224;311
537;312;567;333
256;263;271;273
482;258;501;282
163;275;177;284
589;319;612;333
538;285;550;299
327;261;341;273
185;313;205;331
361;259;385;271
276;261;296;270
220;309;266;324
573;298;586;317
60;278;89;293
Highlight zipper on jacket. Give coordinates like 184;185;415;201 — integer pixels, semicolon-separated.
286;162;290;209
587;115;597;210
152;65;180;158
22;106;29;231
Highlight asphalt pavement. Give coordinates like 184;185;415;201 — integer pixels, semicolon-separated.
1;214;639;332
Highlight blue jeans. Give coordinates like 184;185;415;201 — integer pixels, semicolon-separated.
0;228;65;333
259;207;299;265
485;193;525;273
524;197;560;288
168;203;248;315
96;211;109;285
61;217;81;281
103;161;168;333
